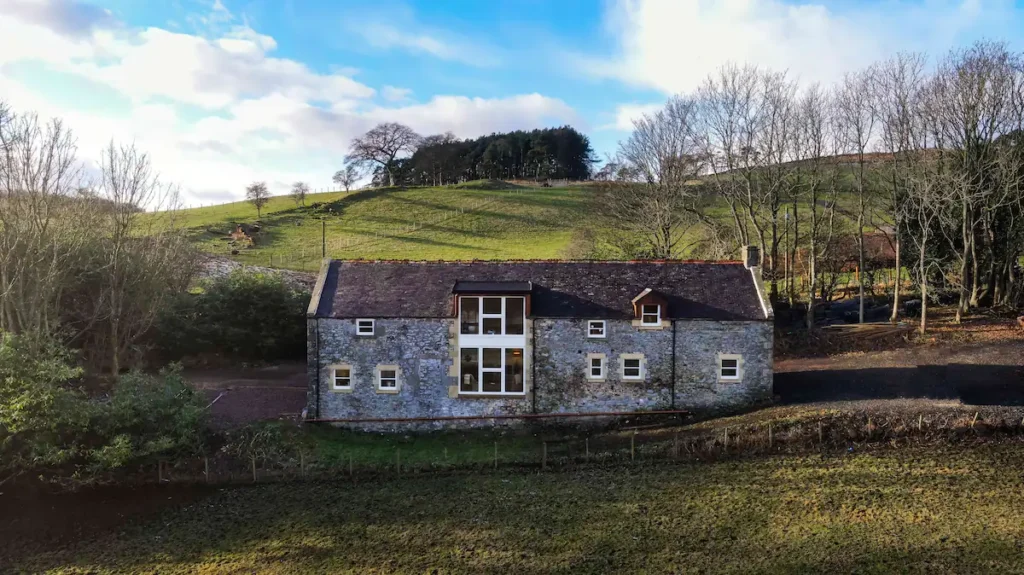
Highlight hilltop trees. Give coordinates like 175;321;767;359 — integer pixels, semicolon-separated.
346;122;421;187
245;181;270;218
404;127;596;185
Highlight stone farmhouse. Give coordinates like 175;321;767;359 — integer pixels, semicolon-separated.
305;252;773;427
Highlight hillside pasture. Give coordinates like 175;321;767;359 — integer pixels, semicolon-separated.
170;183;593;269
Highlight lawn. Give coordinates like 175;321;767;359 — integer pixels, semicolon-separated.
167;182;593;270
7;442;1024;574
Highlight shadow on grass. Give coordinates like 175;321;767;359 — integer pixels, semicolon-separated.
9;446;1024;573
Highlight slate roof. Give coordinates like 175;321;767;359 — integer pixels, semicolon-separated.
313;260;768;322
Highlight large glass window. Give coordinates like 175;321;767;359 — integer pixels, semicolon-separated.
460;349;479;391
459;296;525;336
459;347;525;394
460;297;480;334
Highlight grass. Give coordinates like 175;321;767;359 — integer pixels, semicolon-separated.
166;182;592;270
8;442;1024;573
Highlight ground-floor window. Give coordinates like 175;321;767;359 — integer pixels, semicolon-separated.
460;347;524;394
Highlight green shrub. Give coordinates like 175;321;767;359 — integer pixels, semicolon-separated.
157;269;309;362
1;332;208;486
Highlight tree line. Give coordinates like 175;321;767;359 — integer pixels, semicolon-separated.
344;123;596;187
601;41;1024;333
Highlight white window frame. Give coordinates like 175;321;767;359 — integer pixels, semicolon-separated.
587;320;606;339
459;347;526;396
330;364;353;391
459;296;526;337
356;318;375;336
718;354;742;382
620;354;644;380
640;304;661;326
586;353;606;381
375;364;400;393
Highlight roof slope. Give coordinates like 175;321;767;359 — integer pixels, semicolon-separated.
314;260;767;321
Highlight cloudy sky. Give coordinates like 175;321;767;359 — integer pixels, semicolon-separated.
2;0;1023;205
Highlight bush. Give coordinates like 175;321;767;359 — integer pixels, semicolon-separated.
1;332;208;486
157;269;309;362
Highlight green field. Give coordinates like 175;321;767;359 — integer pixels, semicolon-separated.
8;443;1024;573
170;182;593;270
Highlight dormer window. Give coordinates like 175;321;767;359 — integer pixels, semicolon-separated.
459;296;525;336
640;304;661;326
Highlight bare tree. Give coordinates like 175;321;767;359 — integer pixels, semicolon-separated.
290;181;310;206
874;52;928;323
0;107;86;335
604;96;713;258
332;164;360;192
835;67;879;323
245;181;270;219
345;123;420;187
87;142;198;374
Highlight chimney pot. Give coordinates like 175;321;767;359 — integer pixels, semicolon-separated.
743;245;760;269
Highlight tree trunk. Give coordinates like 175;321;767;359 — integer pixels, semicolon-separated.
919;240;928;335
890;233;901;323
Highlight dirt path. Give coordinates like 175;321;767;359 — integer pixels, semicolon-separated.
187;362;307;428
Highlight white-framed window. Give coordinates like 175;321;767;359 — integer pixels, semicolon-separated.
376;365;399;393
620;354;644;380
587;354;606;381
719;354;742;381
459;296;525;336
459;347;525;395
640;304;661;326
587;320;606;338
356;319;375;336
331;364;352;390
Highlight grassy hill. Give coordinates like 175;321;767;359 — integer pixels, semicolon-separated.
169;181;593;271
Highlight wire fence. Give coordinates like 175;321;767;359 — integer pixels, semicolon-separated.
86;407;1024;488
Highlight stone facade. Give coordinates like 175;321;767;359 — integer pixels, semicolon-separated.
307;316;773;429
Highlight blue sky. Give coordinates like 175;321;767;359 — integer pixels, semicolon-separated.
2;0;1024;204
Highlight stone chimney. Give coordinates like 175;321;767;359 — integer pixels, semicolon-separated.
742;245;760;270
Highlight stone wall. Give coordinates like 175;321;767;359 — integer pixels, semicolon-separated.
308;317;773;429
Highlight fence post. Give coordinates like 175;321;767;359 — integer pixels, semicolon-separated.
300;451;305;478
631;431;636;462
493;441;498;470
673;433;680;459
585;437;589;460
348;453;353;478
768;423;773;447
204;457;210;483
443;447;448;464
396;448;401;474
724;428;729;450
157;460;163;483
251;457;257;483
919;415;924;431
818;422;823;444
542;442;547;470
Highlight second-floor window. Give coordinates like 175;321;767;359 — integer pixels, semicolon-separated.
640;304;661;326
460;296;525;335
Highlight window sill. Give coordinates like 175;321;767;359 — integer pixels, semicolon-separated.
718;378;742;383
330;387;354;394
621;376;644;382
457;392;527;399
586;377;606;383
375;388;400;395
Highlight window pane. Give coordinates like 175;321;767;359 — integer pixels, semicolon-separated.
589;322;604;336
505;298;524;335
505;349;524;392
381;369;396;379
642;304;659;314
460;349;479;392
624;359;640;369
721;359;738;368
337;368;350;378
482;372;502;392
591;357;602;368
482;317;502;334
460;297;479;334
482;348;501;368
482;297;502;314
721;369;738;378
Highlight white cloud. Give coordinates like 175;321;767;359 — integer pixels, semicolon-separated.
347;10;500;67
0;1;579;205
587;0;1020;95
601;102;664;131
381;85;413;102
